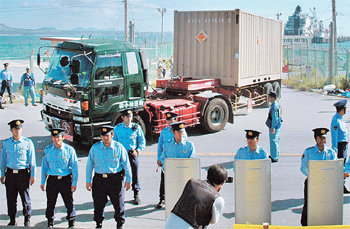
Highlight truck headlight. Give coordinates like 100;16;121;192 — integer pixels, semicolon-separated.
72;116;90;123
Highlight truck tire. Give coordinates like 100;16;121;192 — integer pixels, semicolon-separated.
262;83;273;108
272;81;281;99
201;98;229;133
133;115;147;138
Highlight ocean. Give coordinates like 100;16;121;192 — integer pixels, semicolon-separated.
0;34;173;60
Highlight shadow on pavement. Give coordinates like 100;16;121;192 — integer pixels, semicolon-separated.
222;212;235;219
272;198;303;212
202;161;233;171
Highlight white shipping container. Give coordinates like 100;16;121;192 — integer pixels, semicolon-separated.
173;10;282;88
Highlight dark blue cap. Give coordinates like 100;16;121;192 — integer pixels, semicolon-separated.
165;112;179;120
245;129;261;139
8;119;24;129
170;121;186;132
333;99;347;108
269;90;277;98
121;109;133;117
50;128;65;137
100;125;114;135
312;128;329;137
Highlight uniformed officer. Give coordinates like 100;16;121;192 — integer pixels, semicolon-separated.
156;112;188;209
41;128;78;228
86;125;132;229
165;164;227;229
265;91;282;163
234;130;269;163
113;109;145;205
299;128;349;226
0;119;36;226
331;99;350;193
159;122;196;166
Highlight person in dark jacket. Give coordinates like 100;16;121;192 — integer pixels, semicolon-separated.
164;164;227;229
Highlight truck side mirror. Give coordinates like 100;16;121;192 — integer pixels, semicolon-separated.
60;56;70;67
70;74;79;85
37;53;41;66
71;60;81;73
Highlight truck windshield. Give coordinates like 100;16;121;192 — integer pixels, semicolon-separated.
44;49;93;88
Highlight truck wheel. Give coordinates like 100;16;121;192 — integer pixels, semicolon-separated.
201;98;229;133
272;81;281;99
262;83;273;108
133;115;147;138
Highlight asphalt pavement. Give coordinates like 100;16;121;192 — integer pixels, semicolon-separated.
0;86;350;228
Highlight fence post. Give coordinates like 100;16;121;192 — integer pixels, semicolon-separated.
345;48;350;78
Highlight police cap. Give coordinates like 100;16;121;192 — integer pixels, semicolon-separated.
312;128;329;137
121;109;133;117
4;63;9;67
8;119;24;129
269;90;277;98
50;128;65;137
165;112;178;120
170;121;186;132
245;129;261;139
333;99;347;108
100;125;114;136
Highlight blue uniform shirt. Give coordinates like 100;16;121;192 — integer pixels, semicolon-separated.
331;113;348;150
157;127;188;161
345;157;350;173
113;122;145;152
300;144;337;177
1;136;36;177
0;69;13;81
233;146;269;169
41;142;79;186
159;138;196;164
86;140;132;183
20;73;35;87
265;101;282;129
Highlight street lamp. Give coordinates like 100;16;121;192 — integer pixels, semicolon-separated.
158;8;167;44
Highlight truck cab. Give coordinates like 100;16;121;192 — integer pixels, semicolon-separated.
40;39;148;144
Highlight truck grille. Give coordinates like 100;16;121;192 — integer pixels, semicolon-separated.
46;103;73;120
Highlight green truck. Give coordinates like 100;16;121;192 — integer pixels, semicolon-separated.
38;10;282;145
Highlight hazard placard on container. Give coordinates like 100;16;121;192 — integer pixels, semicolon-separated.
196;31;208;43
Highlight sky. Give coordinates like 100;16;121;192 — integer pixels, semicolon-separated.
1;0;350;36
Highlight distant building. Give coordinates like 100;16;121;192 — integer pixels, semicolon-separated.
284;5;310;36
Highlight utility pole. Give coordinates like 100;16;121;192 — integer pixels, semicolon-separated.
158;8;167;44
329;22;334;84
332;0;338;76
128;21;135;44
124;0;128;41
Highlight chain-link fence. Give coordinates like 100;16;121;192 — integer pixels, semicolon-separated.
140;42;174;83
283;44;350;81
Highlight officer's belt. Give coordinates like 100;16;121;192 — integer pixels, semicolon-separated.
48;174;71;180
95;171;124;178
6;167;29;174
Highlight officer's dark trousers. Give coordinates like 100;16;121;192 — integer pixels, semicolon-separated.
159;171;165;200
92;172;125;226
5;168;31;218
301;179;308;226
0;80;12;99
45;175;76;221
337;142;348;164
128;153;140;194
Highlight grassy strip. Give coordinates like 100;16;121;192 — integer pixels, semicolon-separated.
283;74;350;91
